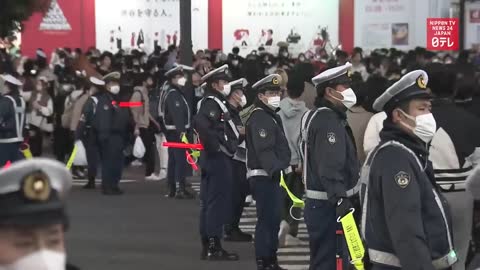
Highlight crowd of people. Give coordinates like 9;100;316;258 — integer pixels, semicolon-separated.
1;39;480;270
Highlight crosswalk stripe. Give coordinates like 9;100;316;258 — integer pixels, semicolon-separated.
278;255;310;261
278;247;310;253
276;265;309;270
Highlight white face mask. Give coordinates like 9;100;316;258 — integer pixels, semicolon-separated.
240;95;247;107
221;84;231;96
177;77;187;87
0;250;66;270
332;88;357;109
232;60;239;66
36;85;43;91
267;96;281;109
400;111;437;143
109;85;120;95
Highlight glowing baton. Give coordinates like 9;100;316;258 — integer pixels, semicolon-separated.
66;144;78;170
337;205;365;270
162;142;204;150
20;143;33;159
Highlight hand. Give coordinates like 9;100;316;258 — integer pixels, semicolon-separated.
335;198;353;220
134;129;140;137
32;101;42;110
237;126;245;135
28;130;36;137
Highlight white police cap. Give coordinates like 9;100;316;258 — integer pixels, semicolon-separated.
228;78;248;91
0;74;23;86
89;76;105;86
165;64;194;77
252;74;282;92
311;62;352;86
373;70;430;112
201;64;230;82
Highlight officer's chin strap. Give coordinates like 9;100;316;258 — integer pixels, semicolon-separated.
337;207;365;270
280;171;305;221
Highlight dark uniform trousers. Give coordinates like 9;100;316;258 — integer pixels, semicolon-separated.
199;152;233;238
28;125;44;157
0;142;22;165
229;159;249;228
251;175;282;258
83;129;99;182
98;134;125;189
165;132;188;191
304;199;348;270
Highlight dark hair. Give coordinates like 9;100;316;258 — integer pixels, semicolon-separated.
425;63;456;97
386;99;410;120
363;75;389;112
286;75;305;98
350;72;366;106
455;74;477;100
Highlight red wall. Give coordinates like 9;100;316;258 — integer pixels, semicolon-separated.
22;0;353;56
21;0;96;58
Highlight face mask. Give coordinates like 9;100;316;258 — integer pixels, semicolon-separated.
240;95;247;107
232;60;239;66
36;85;43;91
399;111;437;143
267;96;281;109
177;77;187;87
109;85;120;95
0;250;66;270
282;52;289;58
299;57;306;62
221;84;231;96
62;84;72;92
331;88;357;109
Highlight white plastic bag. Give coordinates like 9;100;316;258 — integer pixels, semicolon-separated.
73;140;88;166
133;136;146;159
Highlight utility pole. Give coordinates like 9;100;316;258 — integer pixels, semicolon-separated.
179;0;193;66
459;0;465;50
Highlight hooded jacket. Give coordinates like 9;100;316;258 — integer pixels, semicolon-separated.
277;97;307;166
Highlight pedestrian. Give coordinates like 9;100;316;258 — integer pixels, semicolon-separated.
130;73;158;181
161;65;194;199
0;74;26;165
0;158;80;270
194;64;239;261
302;62;360;270
223;78;252;242
26;76;53;157
426;63;480;270
360;70;457;269
277;75;307;247
246;73;291;270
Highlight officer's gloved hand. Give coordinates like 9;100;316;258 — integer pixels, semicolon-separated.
335;197;353;220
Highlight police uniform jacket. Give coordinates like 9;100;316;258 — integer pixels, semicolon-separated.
0;92;25;142
304;99;359;202
245;99;290;178
164;84;190;136
230;103;246;162
194;88;238;156
76;91;131;141
362;121;454;270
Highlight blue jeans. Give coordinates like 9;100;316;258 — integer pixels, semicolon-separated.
199;152;232;238
251;176;282;258
304;198;348;270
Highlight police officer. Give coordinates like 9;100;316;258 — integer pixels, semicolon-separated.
360;70;457;270
223;78;252;242
0;158;79;270
246;74;291;270
76;74;130;195
302;62;359;270
162;65;194;199
194;64;239;261
0;74;26;166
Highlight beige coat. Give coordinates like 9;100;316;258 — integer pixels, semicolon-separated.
130;86;150;130
347;106;373;164
70;93;90;131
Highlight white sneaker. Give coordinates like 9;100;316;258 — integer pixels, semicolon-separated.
285;234;306;246
145;173;160;181
131;160;143;167
158;169;167;180
278;221;290;248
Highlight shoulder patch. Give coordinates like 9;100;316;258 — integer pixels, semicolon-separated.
259;129;267;138
209;110;216;118
327;132;336;144
395;171;410;188
175;101;180;107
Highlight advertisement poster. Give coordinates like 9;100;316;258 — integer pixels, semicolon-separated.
222;0;339;57
355;0;433;50
95;0;208;53
466;2;480;49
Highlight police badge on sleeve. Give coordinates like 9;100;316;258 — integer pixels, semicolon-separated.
395;171;410;188
327;132;336;144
